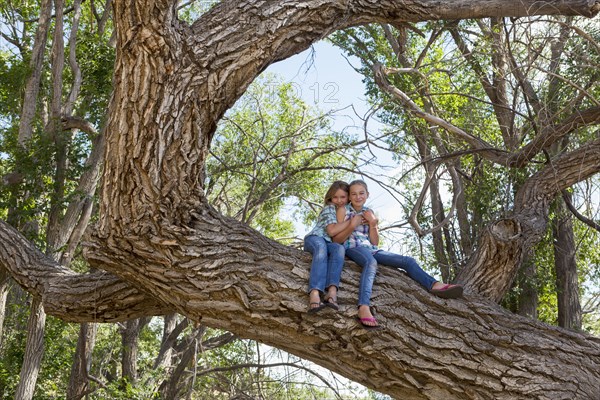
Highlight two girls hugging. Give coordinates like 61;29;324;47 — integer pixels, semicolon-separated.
304;180;463;330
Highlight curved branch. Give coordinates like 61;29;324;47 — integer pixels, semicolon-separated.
374;63;600;173
562;190;600;232
183;0;600;138
515;137;600;210
197;361;344;399
408;166;460;238
61;116;98;137
373;62;511;163
457;138;600;302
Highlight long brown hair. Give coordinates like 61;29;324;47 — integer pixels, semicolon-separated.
324;181;349;205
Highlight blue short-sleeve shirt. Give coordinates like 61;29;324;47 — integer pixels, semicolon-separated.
305;204;338;242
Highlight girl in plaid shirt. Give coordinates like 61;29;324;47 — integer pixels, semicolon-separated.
304;181;354;313
334;180;463;330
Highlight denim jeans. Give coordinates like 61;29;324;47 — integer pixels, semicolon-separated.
304;235;345;293
345;247;437;306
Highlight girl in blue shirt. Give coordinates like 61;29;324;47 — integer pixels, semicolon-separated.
304;181;353;313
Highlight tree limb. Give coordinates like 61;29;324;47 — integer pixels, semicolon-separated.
0;220;172;322
562;189;600;232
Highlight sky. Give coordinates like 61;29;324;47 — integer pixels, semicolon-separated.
267;41;367;114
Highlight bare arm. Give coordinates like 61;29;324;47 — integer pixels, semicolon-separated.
326;219;352;237
332;214;363;244
324;206;349;238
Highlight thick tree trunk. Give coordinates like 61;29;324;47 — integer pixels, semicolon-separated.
2;1;600;399
553;196;582;331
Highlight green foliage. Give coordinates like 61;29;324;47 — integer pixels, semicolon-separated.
35;317;77;399
0;291;29;397
0;50;28;124
98;377;158;400
502;194;600;333
205;74;357;241
177;0;219;23
0;296;75;399
0;0;114;245
75;28;115;127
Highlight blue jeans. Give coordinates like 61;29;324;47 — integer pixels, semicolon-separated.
304;235;345;293
345;247;437;306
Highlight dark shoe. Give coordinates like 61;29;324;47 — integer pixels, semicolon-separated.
308;302;326;313
356;316;382;330
430;283;463;299
323;295;339;310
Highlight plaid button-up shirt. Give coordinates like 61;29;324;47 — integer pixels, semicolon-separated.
305;204;338;242
343;204;379;252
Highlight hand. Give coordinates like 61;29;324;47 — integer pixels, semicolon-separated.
350;214;363;227
362;210;378;227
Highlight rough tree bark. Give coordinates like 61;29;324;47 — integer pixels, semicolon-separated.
14;298;46;400
121;317;151;383
67;323;99;400
554;196;582;331
2;1;600;399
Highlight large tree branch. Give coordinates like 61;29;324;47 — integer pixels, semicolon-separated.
515;137;600;209
186;0;600;132
562;189;600;232
3;202;600;398
77;206;600;398
0;220;171;322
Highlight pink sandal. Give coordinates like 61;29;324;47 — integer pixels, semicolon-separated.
356;316;382;331
430;283;463;299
